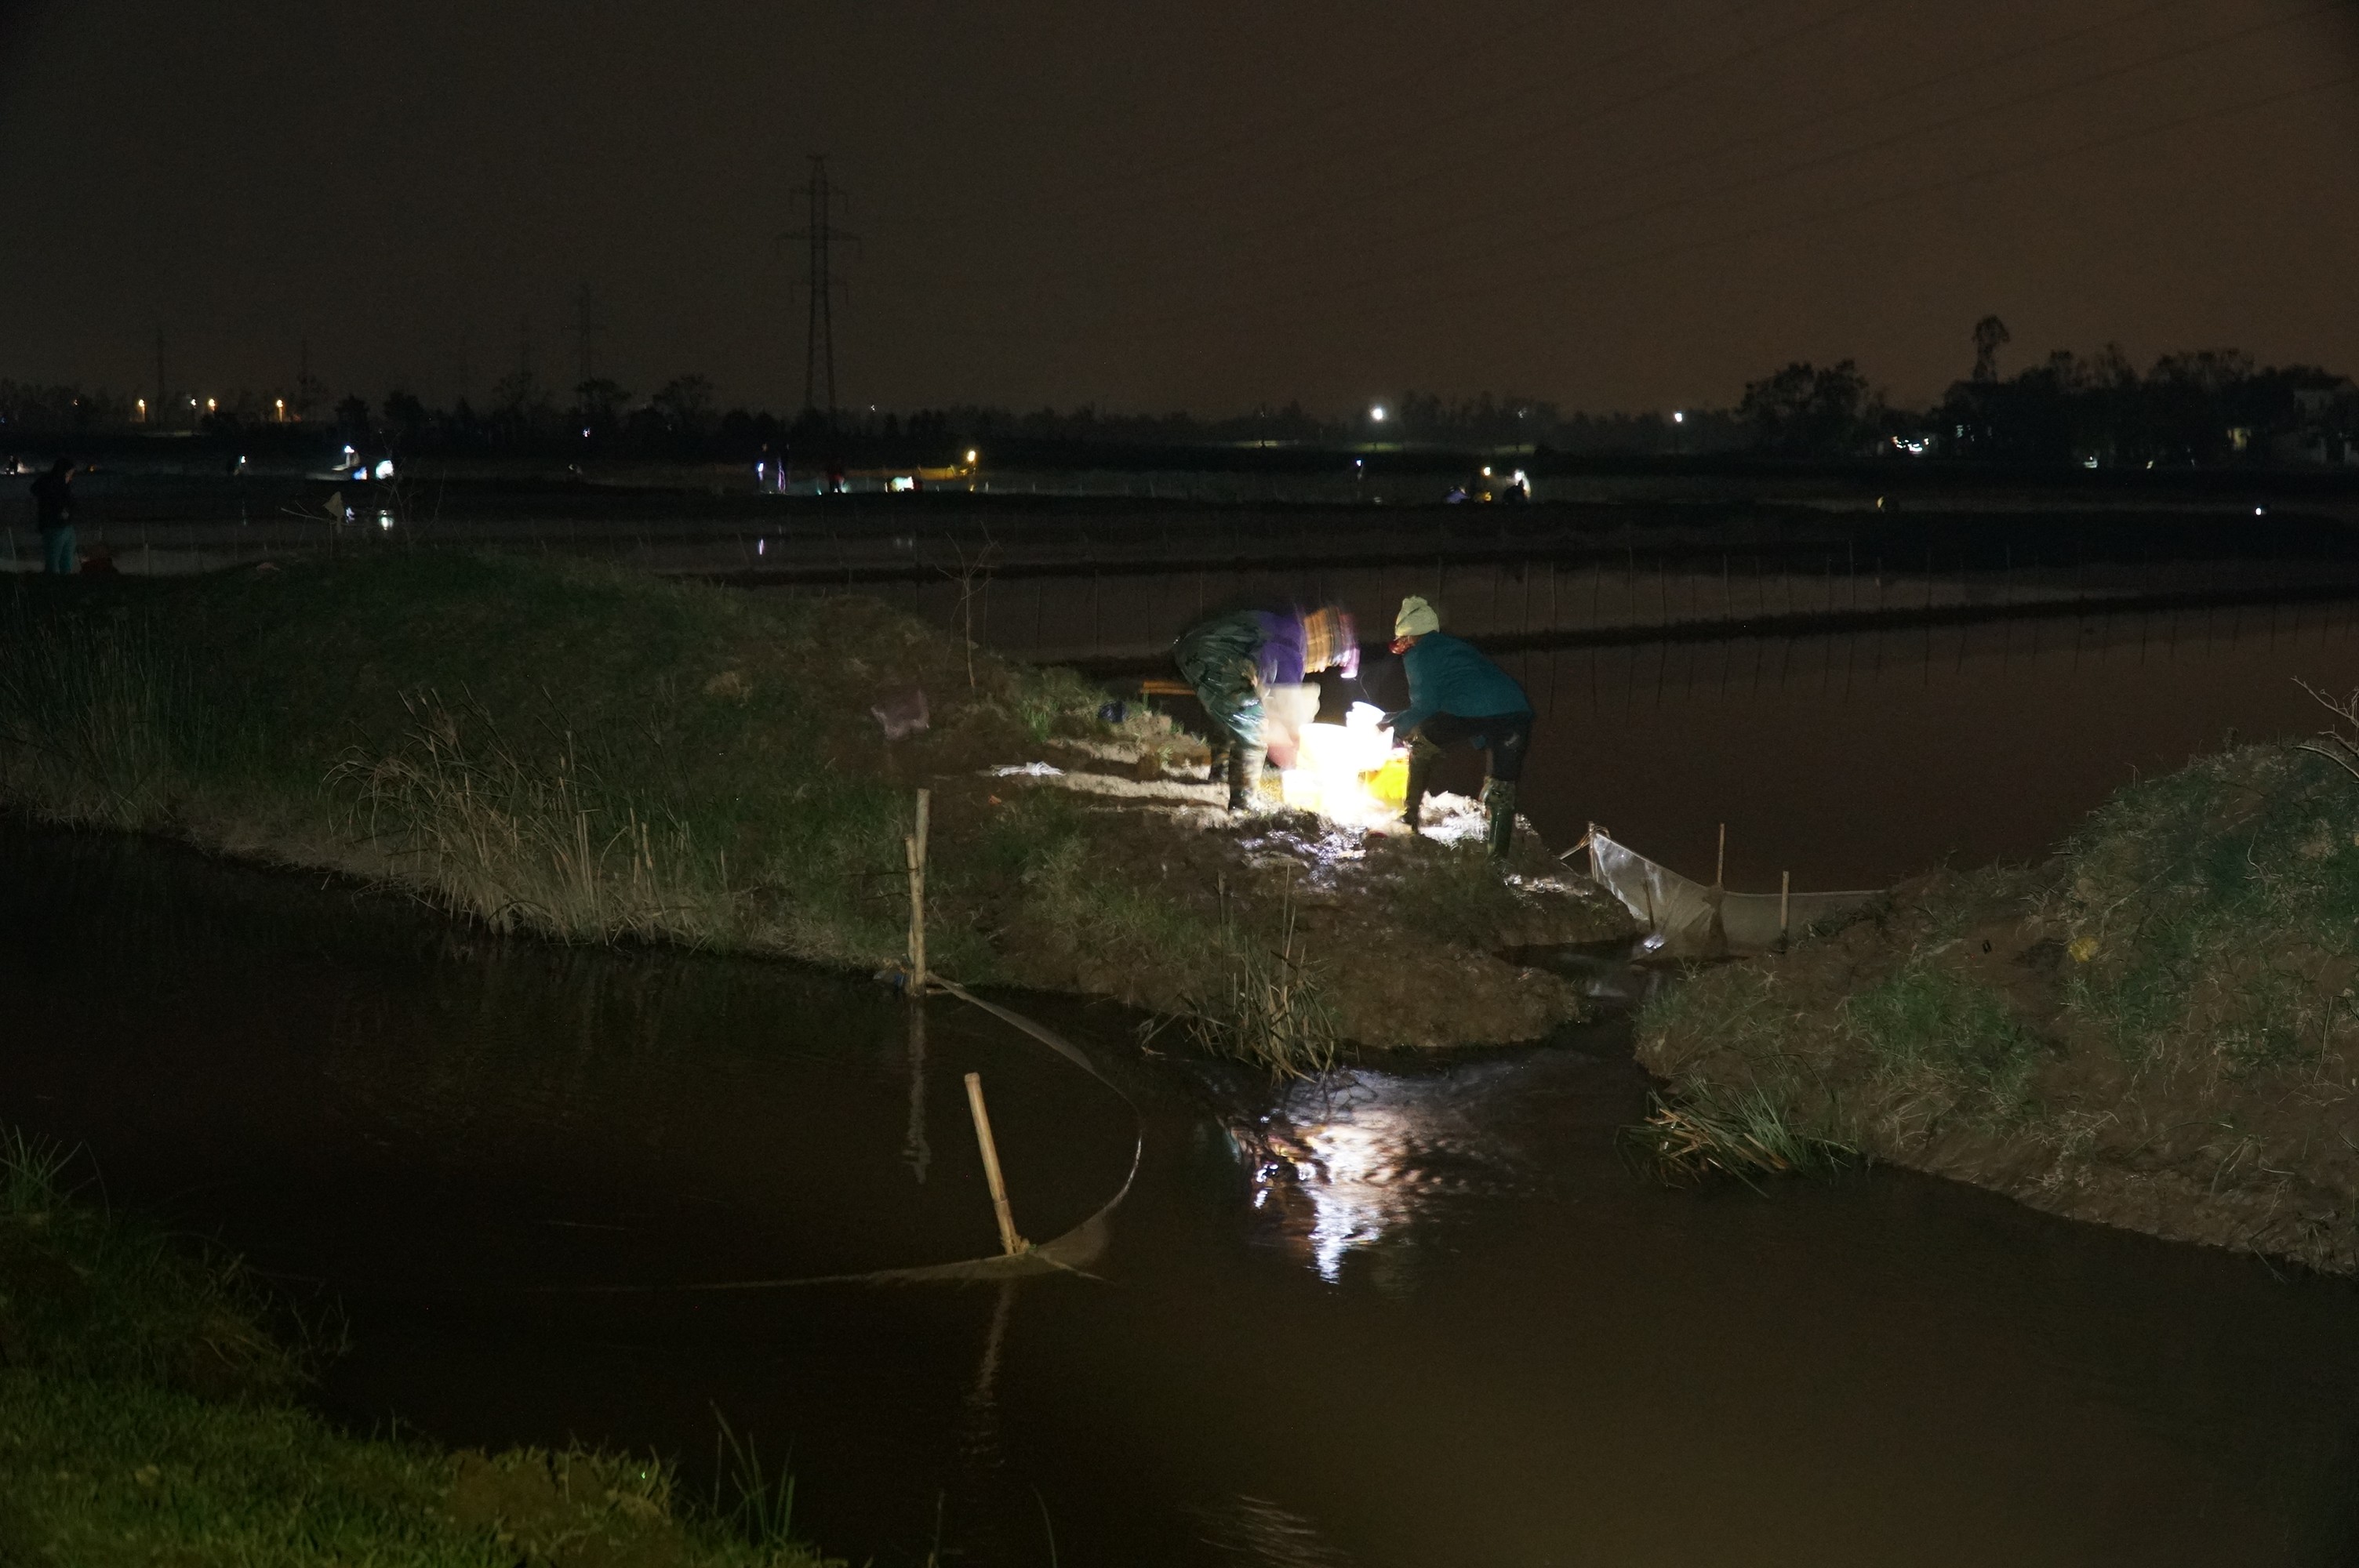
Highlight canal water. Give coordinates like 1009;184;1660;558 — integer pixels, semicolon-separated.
5;817;2359;1566
7;596;2359;1563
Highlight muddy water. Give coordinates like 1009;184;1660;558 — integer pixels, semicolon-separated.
1493;596;2359;891
830;561;2359;892
5;826;2359;1566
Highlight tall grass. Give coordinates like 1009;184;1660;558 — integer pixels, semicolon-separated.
1186;880;1342;1080
333;688;735;943
1622;1082;1856;1186
0;590;227;828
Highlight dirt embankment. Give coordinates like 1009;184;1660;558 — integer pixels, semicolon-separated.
1640;742;2359;1273
0;554;1630;1052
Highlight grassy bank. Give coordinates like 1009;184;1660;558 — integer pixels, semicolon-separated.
0;553;1626;1051
1637;737;2359;1272
0;1134;834;1566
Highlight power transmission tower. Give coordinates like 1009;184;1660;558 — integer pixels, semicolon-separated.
786;155;858;419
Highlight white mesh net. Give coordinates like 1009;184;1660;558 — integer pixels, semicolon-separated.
1582;832;1880;954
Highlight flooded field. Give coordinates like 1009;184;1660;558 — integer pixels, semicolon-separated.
885;564;2359;892
6;812;2359;1564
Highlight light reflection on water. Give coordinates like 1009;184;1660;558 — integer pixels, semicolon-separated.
1233;1066;1527;1285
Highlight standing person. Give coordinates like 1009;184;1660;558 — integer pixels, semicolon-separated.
1171;604;1358;811
30;458;78;575
1382;594;1534;860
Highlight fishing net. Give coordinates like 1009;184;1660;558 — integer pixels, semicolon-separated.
1583;832;1880;954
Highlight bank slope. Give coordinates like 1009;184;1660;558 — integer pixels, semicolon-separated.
0;554;1627;1051
1639;741;2359;1272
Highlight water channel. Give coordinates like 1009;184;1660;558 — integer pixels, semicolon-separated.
5;592;2359;1563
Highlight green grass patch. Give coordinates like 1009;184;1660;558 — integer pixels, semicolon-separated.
0;554;1098;975
1842;963;2042;1123
2055;745;2359;1078
0;1130;836;1567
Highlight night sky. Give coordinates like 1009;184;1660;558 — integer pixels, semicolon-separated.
5;0;2357;416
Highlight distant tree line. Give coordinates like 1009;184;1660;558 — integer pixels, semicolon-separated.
1736;316;2359;467
6;318;2355;470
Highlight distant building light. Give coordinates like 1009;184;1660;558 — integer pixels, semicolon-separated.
378;510;395;531
1673;409;1685;423
373;459;395;480
965;448;979;464
1370;405;1387;423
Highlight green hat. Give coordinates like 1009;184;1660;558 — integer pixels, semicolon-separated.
1394;595;1440;638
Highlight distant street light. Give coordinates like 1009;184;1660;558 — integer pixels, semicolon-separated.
1370;405;1387;423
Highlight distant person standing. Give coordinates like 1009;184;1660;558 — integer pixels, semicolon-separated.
30;458;78;575
1381;594;1535;860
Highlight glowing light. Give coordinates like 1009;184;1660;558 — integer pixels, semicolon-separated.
1369;405;1387;423
373;459;395;479
965;448;979;464
206;397;216;412
352;469;367;481
1277;702;1408;827
1673;409;1685;423
889;474;915;492
376;510;394;531
1481;466;1492;477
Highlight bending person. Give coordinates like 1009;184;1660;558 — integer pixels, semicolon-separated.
1171;604;1358;811
1383;595;1533;860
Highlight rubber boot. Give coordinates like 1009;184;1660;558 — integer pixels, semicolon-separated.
1228;746;1265;811
1402;749;1434;833
1483;779;1519;862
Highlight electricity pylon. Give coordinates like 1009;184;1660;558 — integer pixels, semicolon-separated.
787;155;858;420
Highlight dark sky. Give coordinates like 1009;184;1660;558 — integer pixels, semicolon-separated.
5;0;2357;416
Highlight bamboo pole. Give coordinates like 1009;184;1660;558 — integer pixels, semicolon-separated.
904;787;930;993
1779;870;1791;942
963;1072;1025;1255
1714;822;1726;891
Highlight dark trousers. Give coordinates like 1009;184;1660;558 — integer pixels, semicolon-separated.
1408;711;1532;782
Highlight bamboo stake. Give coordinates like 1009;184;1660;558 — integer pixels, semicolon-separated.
1779;870;1791;942
963;1072;1026;1255
1714;822;1726;891
904;787;930;993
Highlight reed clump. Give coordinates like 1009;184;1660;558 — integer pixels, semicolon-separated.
1620;1084;1857;1186
1186;884;1342;1080
333;688;732;944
